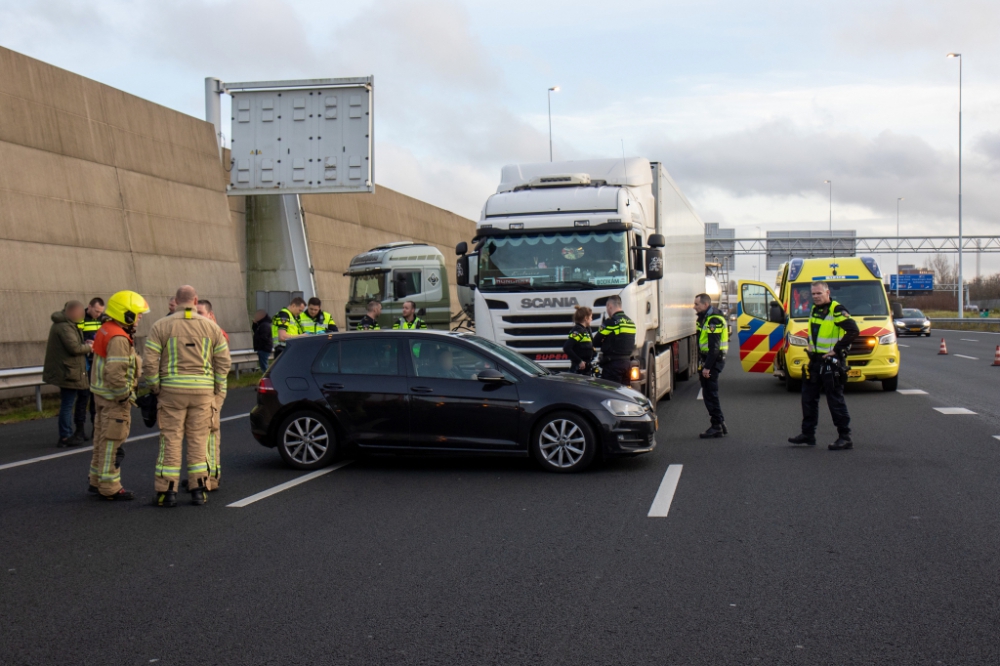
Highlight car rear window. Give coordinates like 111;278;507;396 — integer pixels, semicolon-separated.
312;342;340;374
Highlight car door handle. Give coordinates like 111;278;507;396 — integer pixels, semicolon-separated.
410;386;434;393
739;325;752;330
322;382;345;390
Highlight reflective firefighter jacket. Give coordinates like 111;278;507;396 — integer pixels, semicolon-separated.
142;308;231;395
90;321;140;402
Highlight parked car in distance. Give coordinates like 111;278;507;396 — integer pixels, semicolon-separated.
250;330;657;473
894;308;931;337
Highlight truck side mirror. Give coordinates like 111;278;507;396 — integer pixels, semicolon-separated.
891;302;904;319
647;234;666;248
456;255;470;287
455;241;468;256
645;248;663;281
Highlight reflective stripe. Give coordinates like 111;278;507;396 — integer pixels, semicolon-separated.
145;340;162;352
697;313;730;353
807;300;850;353
187;463;209;474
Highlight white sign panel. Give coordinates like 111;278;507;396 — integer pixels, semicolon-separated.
227;77;373;195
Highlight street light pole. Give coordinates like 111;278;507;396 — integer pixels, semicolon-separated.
547;86;560;162
896;197;904;298
824;180;832;233
948;53;963;318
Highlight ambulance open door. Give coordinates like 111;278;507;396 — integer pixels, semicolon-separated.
736;280;785;373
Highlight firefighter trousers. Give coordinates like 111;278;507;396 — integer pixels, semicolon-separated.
206;392;224;490
154;390;213;493
89;396;132;496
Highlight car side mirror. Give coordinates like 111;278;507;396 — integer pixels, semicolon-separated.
477;368;507;383
456;254;470;287
647;234;665;248
891;302;904;318
645;248;663;281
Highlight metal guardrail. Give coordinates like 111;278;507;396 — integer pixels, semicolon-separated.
0;350;261;413
929;318;1000;332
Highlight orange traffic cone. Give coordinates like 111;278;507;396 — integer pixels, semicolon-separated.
992;346;1000;366
938;338;948;355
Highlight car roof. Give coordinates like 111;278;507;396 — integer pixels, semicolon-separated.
286;329;473;345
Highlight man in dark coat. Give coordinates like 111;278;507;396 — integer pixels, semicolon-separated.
42;300;93;447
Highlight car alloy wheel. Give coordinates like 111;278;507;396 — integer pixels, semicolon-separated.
539;418;587;468
277;412;338;470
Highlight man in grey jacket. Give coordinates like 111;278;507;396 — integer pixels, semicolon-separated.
42;301;93;447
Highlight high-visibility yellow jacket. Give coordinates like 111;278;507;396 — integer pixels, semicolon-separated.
142;308;231;395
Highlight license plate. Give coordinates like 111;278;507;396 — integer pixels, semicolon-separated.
909;327;922;331
847;369;862;378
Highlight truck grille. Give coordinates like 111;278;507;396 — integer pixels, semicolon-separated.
495;312;601;366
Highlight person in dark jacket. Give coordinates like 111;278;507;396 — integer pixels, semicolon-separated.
252;309;273;373
563;306;595;375
42;301;93;447
694;293;729;439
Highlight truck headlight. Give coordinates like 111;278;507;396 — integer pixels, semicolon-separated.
879;333;896;345
787;334;809;347
602;399;646;417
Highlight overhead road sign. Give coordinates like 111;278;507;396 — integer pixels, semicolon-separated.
890;274;933;291
766;230;855;270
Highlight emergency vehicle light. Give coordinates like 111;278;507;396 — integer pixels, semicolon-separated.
861;256;882;278
788;258;804;282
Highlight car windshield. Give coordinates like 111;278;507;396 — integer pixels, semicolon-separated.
461;335;549;376
901;309;924;318
478;231;629;292
347;272;385;304
789;280;889;318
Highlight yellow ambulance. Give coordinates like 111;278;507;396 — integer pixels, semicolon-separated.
737;256;901;392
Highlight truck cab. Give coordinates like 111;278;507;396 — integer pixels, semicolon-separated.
344;242;451;330
737;256;900;392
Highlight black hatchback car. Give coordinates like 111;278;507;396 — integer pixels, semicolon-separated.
250;330;657;473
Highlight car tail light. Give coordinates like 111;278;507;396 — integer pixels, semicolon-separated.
258;377;276;394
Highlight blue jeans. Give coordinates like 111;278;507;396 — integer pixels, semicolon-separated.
257;351;270;373
59;388;89;439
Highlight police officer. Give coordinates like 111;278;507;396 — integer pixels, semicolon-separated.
593;295;636;385
563;306;595;375
359;300;382;330
393;300;427;330
788;281;859;450
694;293;729;438
300;297;339;334
271;297;306;357
75;297;105;442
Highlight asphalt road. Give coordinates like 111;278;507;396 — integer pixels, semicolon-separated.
2;345;1000;665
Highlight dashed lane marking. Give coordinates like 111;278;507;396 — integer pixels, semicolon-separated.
0;413;250;472
954;354;979;360
994;436;1000;442
898;344;910;348
961;339;979;342
898;389;928;395
648;464;683;518
697;389;703;400
934;407;976;415
227;460;354;508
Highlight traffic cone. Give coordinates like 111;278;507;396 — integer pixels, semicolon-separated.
938;338;948;355
992;346;1000;366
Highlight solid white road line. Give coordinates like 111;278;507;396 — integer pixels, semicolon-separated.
648;464;683;518
227;460;354;508
898;389;928;395
0;413;250;472
961;339;979;342
898;344;910;348
934;407;976;415
994;436;1000;442
697;389;703;400
954;354;979;360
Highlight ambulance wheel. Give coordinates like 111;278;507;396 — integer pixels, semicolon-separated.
882;376;898;392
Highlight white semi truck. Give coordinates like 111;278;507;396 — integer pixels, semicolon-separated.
455;158;705;402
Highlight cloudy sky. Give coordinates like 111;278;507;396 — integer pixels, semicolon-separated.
2;0;998;279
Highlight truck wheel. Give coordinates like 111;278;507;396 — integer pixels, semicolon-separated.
531;412;597;473
882;376;898;392
786;378;801;393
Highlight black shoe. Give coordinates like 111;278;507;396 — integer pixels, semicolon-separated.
788;434;817;446
190;488;208;506
74;424;90;443
829;437;853;451
155;491;178;508
699;425;725;439
57;437;74;448
103;488;135;501
87;485;99;495
720;422;728;435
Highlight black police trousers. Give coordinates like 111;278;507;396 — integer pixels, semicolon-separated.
698;358;725;425
801;361;851;437
600;359;632;386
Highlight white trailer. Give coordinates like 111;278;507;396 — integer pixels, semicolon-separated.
456;158;705;402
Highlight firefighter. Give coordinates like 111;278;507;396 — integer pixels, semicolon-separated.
359;300;382;330
593;295;636;385
392;300;427;330
788;281;859;450
88;290;148;501
694;293;729;438
196;300;227;491
142;286;231;507
271;297;306;357
563;306;595;375
300;297;339;334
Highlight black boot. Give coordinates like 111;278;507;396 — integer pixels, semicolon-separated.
155;481;178;508
102;488;135;501
788;433;816;446
190;480;207;506
699;425;725;439
720;422;728;435
74;423;90;443
829;436;853;451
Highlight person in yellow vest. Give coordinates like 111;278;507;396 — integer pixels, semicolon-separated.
272;297;307;357
76;297;105;442
142;286;231;507
196;299;227;491
392;300;428;330
788;281;860;451
300;297;339;334
88;290;148;501
694;293;729;439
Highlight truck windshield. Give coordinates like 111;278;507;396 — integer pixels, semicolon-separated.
347;272;386;304
789;280;889;318
478;231;629;292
